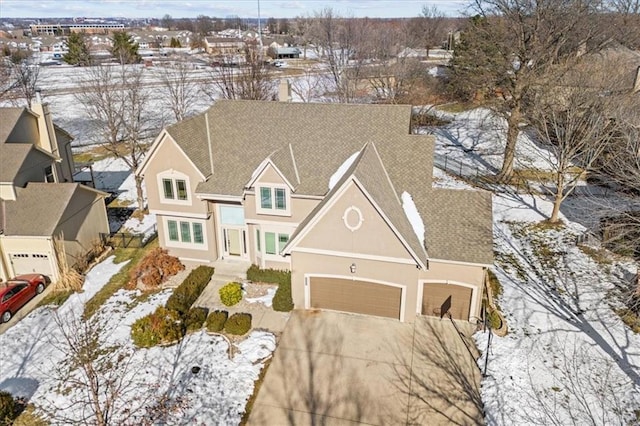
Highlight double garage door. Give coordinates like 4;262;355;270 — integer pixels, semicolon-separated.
422;283;472;321
309;277;402;320
9;253;54;277
307;278;473;322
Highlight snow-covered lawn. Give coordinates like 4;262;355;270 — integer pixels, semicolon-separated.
430;118;640;424
477;193;639;425
0;256;276;424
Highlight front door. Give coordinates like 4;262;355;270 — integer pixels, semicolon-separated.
223;227;245;257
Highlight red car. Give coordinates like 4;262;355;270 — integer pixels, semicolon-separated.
0;274;48;323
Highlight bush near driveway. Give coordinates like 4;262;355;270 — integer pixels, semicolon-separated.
165;266;214;315
206;310;229;332
219;282;243;306
224;313;252;335
247;265;293;312
246;265;290;286
184;307;209;332
131;306;185;348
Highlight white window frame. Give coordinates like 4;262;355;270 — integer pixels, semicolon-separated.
157;170;191;206
164;217;207;250
255;184;291;216
253;224;294;263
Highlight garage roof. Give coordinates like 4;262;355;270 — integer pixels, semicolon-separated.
3;183;105;237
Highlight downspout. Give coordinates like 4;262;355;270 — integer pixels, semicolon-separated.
0;200;9;281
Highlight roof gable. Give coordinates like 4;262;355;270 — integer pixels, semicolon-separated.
0;108;39;144
284;142;428;269
3;183;107;237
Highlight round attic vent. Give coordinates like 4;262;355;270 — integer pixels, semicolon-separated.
343;206;363;231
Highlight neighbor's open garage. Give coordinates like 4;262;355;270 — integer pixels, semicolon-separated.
308;277;402;320
422;282;472;321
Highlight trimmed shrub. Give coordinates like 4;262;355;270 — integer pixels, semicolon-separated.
127;247;184;290
206;310;228;332
166;266;214;315
184;307;209;332
247;264;290;286
225;312;252;335
273;280;294;312
0;391;16;425
131;307;185;348
219;282;243;306
487;310;502;330
247;265;293;312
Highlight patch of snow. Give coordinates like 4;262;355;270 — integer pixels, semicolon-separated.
477;192;640;425
122;212;157;238
246;287;276;308
431;167;475;190
401;191;425;247
328;151;360;190
0;252;277;424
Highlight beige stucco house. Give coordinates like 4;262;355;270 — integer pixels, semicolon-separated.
139;100;493;323
0;101;109;283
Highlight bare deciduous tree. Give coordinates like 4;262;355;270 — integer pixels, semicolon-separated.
529;84;616;223
0;55;40;107
309;8;371;103
418;5;448;57
76;65;159;210
158;61;199;122
204;43;275;101
290;68;324;103
46;312;140;426
450;0;609;182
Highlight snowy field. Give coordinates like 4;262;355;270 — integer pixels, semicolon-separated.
0;256;276;424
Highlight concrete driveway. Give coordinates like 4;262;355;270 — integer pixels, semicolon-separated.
0;284;53;335
249;310;483;425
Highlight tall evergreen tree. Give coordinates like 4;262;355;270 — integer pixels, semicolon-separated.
111;31;140;65
63;32;91;66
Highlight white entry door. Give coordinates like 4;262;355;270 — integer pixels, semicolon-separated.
223;228;246;257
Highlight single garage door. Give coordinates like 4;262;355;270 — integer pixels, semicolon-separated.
309;277;402;319
422;283;472;321
10;253;54;277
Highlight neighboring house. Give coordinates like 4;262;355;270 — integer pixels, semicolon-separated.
275;47;301;59
139;100;493;323
0;101;109;282
204;37;245;56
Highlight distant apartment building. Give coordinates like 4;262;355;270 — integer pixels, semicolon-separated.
29;23;125;36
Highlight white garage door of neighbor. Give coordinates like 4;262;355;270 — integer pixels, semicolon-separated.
10;253;54;277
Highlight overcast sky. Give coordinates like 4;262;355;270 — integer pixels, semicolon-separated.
0;0;469;19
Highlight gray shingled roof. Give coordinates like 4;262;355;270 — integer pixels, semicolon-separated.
0;143;33;183
162;100;493;265
4;183;81;236
420;188;494;265
166;114;211;177
0;108;27;143
268;144;299;188
181;100;413;196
